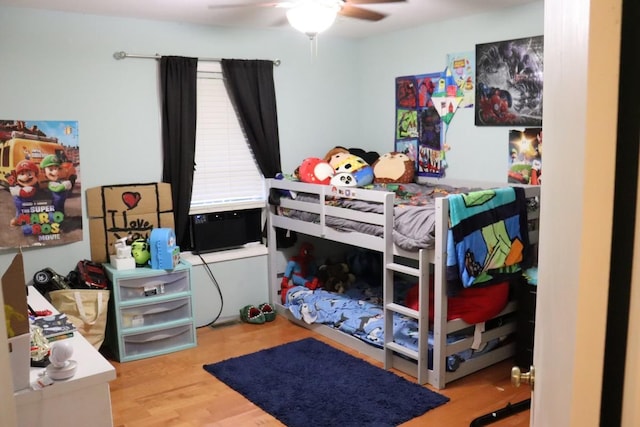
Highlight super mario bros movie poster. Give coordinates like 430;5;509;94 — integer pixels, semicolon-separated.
475;36;543;126
0;120;82;249
508;128;542;185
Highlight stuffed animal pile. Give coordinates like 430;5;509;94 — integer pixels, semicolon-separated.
282;245;384;296
295;146;415;188
317;259;355;293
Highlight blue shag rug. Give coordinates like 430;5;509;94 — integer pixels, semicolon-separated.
203;337;449;427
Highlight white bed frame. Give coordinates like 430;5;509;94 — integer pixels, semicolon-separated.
266;177;540;389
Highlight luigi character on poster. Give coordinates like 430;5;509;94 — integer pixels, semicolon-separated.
0;120;81;249
8;155;72;241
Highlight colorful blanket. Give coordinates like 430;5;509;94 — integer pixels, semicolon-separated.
284;285;503;372
446;187;529;293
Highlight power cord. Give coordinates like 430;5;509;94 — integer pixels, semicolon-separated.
195;252;224;329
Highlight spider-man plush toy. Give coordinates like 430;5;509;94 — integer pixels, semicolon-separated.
281;242;319;303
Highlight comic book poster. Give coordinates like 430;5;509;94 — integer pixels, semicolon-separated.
475;36;543;126
417;106;441;150
396;109;418;140
0;120;82;249
396;72;445;178
396;76;418;109
508;128;542;185
447;51;475;108
418;144;444;177
395;139;418;171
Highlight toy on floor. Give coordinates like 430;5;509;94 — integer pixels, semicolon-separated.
281;242;319;303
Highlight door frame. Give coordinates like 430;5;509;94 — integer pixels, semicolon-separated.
534;0;623;425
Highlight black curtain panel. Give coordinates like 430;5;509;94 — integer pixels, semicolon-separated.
221;59;282;178
159;56;198;249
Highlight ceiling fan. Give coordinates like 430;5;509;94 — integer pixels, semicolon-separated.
209;0;406;38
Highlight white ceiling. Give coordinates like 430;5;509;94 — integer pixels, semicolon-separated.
0;0;539;38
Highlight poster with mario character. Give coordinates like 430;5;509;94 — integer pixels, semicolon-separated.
0;120;82;249
508;128;542;185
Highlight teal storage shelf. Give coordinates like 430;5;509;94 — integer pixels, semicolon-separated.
103;260;197;362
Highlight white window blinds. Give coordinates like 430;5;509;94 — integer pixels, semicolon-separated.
189;61;266;214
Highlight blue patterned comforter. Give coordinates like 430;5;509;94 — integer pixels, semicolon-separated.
283;285;501;371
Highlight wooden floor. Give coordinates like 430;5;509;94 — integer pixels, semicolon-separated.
106;316;531;427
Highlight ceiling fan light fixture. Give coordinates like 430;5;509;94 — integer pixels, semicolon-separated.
286;1;340;39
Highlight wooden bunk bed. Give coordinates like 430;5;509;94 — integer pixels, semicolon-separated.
266;177;540;389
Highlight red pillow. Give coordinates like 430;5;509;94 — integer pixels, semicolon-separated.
405;278;509;324
298;157;334;185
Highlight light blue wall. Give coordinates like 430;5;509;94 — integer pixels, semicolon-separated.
0;2;543;282
0;7;361;279
358;1;544;181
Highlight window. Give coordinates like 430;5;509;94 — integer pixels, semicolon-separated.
189;62;265;215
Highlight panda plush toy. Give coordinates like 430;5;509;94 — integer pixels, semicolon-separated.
330;172;357;187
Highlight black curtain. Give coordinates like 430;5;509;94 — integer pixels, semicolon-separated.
159;56;198;249
221;59;282;178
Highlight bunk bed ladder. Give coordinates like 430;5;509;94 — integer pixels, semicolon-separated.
383;197;448;387
382;204;431;384
381;191;396;374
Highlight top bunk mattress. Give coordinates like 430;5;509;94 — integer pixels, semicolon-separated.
270;181;475;251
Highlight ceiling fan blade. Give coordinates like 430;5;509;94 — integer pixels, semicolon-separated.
208;2;291;10
339;4;386;21
271;15;290;27
346;0;406;4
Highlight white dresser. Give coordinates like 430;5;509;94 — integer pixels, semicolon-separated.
14;287;116;427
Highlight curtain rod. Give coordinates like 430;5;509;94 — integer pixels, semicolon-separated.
113;51;281;66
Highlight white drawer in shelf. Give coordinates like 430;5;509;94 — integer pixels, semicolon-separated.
121;323;196;360
120;297;193;330
117;270;190;302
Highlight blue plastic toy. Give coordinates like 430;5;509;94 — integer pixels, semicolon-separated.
149;228;180;269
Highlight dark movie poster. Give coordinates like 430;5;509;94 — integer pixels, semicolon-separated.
475;35;544;126
0;120;82;249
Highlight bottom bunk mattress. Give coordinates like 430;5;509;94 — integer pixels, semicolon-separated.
283;283;512;372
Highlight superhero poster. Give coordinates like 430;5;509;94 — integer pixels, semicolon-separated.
0;120;82;249
475;36;544;126
395;72;445;178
